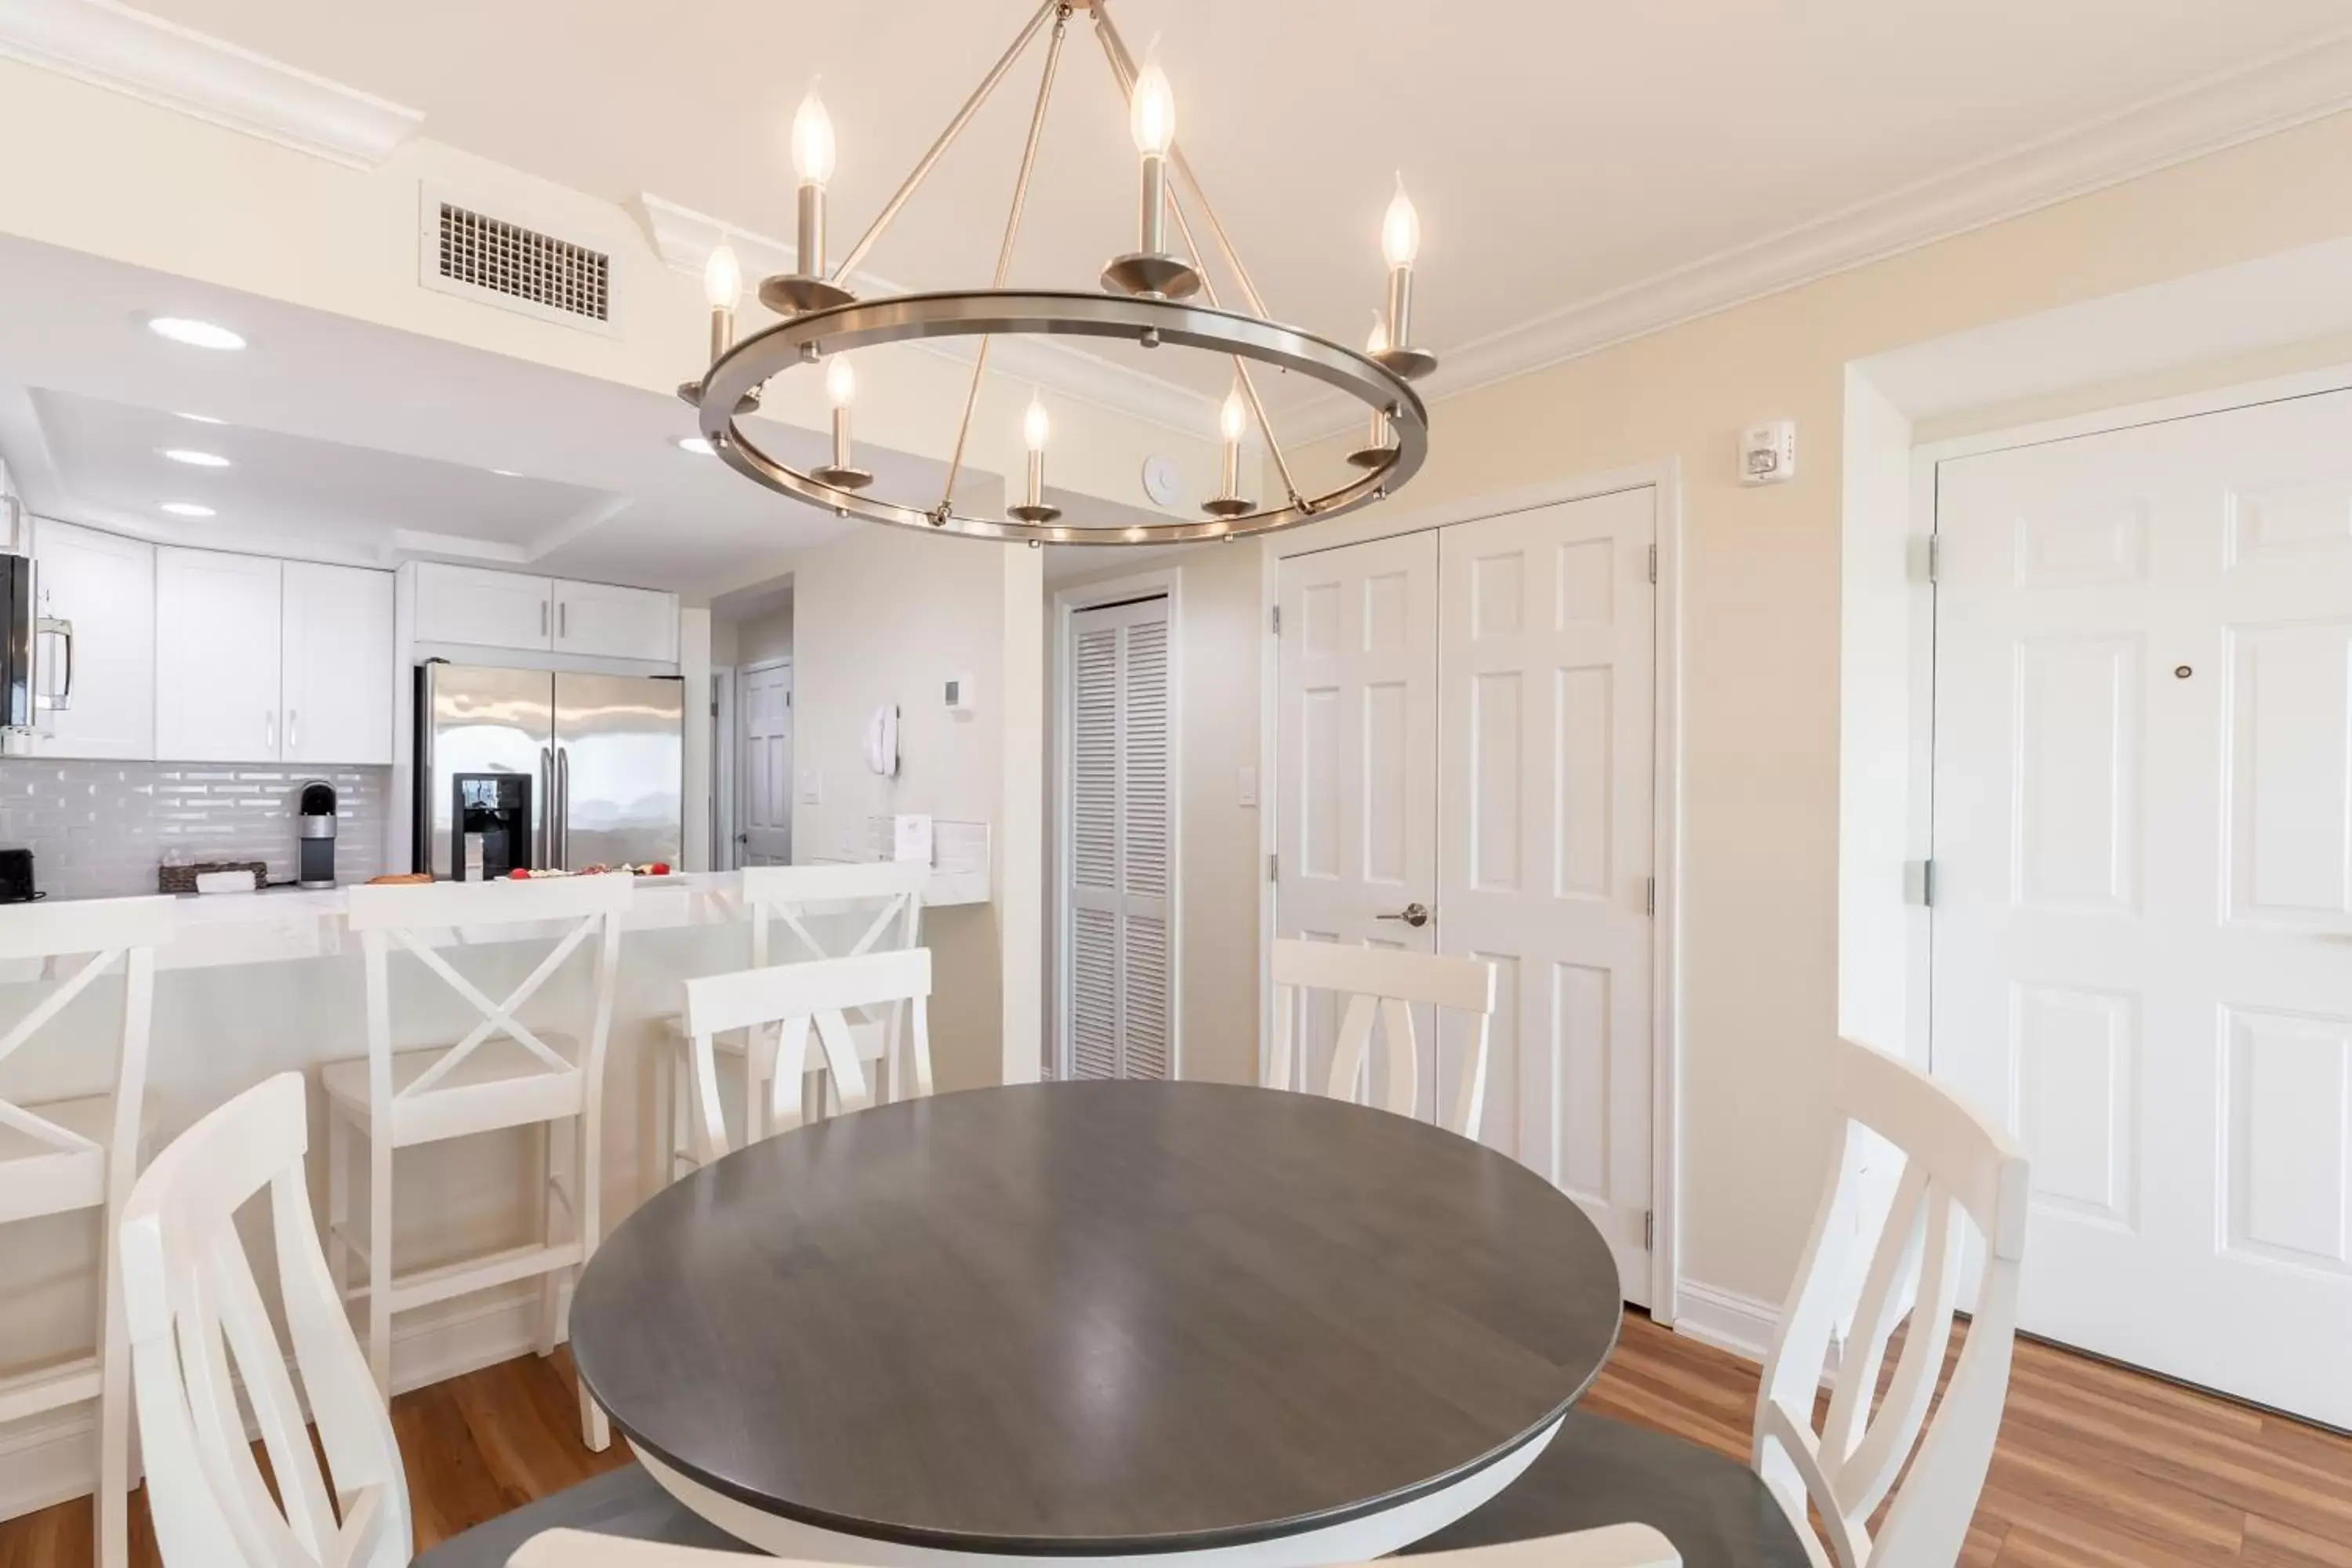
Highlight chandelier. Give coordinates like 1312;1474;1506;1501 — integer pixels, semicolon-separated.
682;0;1435;546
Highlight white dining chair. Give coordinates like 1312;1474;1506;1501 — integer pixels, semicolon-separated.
1751;1036;2031;1567
681;946;932;1165
1265;938;1497;1137
0;895;173;1568
1400;1038;2029;1568
122;1071;412;1568
121;1072;731;1568
505;1526;1681;1566
321;873;632;1451
658;861;927;1178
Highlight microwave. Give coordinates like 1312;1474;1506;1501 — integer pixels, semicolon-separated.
0;551;71;735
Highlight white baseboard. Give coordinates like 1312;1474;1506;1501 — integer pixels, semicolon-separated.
0;1281;546;1526
1671;1279;1783;1363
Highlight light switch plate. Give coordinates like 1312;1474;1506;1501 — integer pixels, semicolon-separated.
1238;767;1258;807
800;767;823;804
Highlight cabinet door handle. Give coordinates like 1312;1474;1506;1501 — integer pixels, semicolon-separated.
558;601;568;640
541;601;550;637
287;709;298;753
265;710;277;754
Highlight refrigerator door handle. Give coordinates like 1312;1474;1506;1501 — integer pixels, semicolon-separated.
539;746;554;868
556;746;570;869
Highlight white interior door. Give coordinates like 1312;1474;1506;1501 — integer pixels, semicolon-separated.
1065;597;1173;1081
739;659;792;866
1439;490;1657;1301
1276;533;1441;1101
1934;388;2352;1427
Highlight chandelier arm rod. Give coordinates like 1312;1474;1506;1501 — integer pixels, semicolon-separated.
829;0;1061;285
1088;14;1305;510
1092;5;1275;321
941;5;1070;515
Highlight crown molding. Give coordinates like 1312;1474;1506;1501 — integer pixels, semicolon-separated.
0;0;423;169
1294;27;2352;441
635;191;1232;449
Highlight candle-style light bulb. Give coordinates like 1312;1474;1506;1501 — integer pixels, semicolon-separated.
1010;390;1059;524
1023;394;1051;454
703;243;742;311
791;87;837;187
1130;47;1175;157
1381;173;1421;269
1205;376;1254;518
1219;383;1247;444
826;354;856;410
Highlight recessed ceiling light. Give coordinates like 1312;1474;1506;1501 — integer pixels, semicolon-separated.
676;436;716;456
158;448;231;468
147;318;246;351
176;412;226;425
160;502;216;518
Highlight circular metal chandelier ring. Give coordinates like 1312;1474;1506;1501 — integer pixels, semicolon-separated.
697;289;1428;546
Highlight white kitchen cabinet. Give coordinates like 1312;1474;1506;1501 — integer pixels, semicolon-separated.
281;561;394;764
30;519;154;759
412;561;554;651
155;549;283;763
554;578;678;662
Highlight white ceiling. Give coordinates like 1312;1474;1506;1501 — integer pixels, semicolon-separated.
122;0;2352;405
0;231;985;593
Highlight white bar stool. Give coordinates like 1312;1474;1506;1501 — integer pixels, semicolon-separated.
656;860;927;1178
320;874;631;1452
0;894;175;1568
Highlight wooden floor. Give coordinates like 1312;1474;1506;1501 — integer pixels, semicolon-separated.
5;1319;2349;1566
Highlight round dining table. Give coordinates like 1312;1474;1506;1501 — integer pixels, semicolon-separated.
570;1080;1623;1567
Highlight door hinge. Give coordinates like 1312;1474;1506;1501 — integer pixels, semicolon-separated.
1926;535;1940;584
1647;544;1658;585
1643;1210;1655;1250
1905;858;1935;907
1270;604;1282;635
1269;851;1279;882
1645;877;1656;916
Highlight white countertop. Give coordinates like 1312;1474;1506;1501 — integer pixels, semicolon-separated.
19;873;746;972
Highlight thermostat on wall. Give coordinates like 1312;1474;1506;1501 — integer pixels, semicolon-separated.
1740;420;1797;485
945;674;976;716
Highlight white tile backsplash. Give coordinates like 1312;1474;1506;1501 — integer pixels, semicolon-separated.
0;761;390;898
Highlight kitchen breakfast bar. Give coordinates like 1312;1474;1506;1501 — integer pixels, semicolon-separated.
0;873;939;1421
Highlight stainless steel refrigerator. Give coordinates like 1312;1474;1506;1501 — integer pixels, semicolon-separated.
414;662;684;878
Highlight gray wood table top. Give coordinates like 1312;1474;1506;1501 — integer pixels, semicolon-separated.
570;1080;1623;1556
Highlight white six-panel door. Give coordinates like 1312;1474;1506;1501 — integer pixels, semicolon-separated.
1277;495;1656;1301
1276;533;1443;1106
1933;389;2352;1426
1439;493;1657;1299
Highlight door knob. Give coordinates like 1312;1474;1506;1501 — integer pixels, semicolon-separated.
1377;902;1432;928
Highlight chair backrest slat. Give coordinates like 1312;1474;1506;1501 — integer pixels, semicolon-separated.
121;1072;412;1568
682;948;933;1163
1752;1038;2031;1568
1266;938;1496;1137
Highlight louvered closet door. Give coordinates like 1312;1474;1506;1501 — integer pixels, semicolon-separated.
1068;597;1173;1080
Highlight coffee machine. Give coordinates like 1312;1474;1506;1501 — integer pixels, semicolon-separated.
296;780;337;888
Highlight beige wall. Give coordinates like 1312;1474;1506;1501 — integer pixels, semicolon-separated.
737;604;794;667
1044;545;1265;1087
1178;108;2352;1310
789;510;1040;1093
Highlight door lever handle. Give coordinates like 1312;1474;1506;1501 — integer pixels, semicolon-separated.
1377;902;1432;928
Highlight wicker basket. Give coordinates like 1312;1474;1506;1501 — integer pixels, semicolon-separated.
158;860;270;895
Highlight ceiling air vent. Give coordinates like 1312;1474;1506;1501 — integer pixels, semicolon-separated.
417;184;619;336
